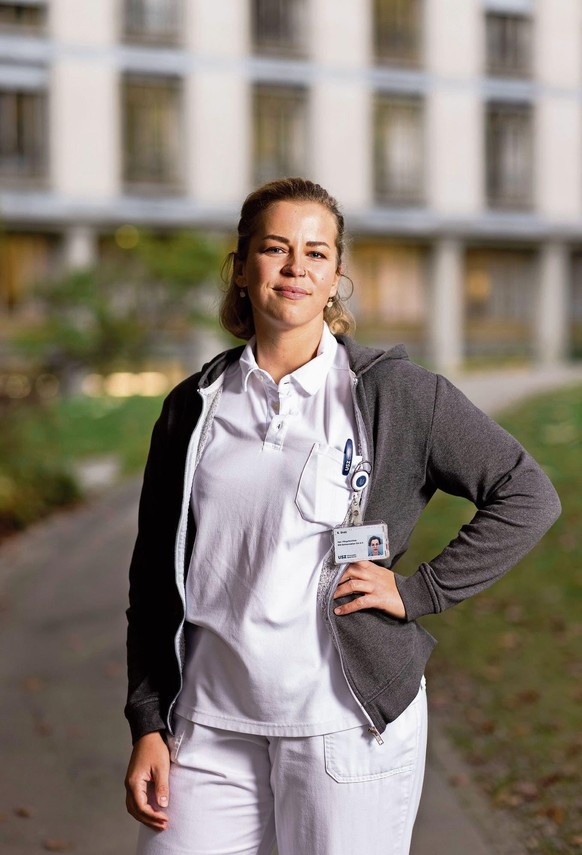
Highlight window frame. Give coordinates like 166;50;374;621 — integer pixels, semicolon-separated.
0;87;48;184
251;0;307;58
485;100;534;210
372;0;424;68
0;1;47;35
373;92;425;206
121;73;184;194
252;83;309;186
122;0;183;47
485;12;533;79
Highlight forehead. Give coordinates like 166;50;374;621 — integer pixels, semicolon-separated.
255;200;338;239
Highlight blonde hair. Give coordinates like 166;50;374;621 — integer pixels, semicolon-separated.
220;177;356;340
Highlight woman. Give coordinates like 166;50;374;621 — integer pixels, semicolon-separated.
124;178;561;855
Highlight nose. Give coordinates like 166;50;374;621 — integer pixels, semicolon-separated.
281;256;306;277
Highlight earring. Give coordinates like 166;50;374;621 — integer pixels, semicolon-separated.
326;297;335;308
239;289;246;298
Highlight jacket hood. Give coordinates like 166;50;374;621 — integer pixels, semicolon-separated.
197;336;409;389
335;335;409;376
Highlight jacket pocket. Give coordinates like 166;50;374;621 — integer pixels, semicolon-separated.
323;683;423;783
295;443;357;528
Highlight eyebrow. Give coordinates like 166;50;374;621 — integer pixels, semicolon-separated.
262;234;331;249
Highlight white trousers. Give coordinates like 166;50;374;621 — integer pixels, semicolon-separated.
136;677;427;855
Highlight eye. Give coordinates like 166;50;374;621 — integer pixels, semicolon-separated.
308;251;325;259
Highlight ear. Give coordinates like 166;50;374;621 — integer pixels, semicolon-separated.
330;268;341;298
234;256;246;287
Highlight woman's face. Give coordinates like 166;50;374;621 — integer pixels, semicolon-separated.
235;200;340;339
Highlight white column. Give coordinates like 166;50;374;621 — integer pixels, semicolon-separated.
430;238;464;374
62;225;98;270
536;242;569;364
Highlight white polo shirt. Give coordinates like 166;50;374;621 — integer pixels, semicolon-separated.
175;323;366;735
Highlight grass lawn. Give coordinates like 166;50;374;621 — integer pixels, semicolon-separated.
41;393;165;475
0;394;164;538
397;384;582;854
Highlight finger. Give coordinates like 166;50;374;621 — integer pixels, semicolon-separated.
334;594;379;615
127;776;169;826
126;790;169;829
338;563;370;584
333;579;374;598
153;763;170;808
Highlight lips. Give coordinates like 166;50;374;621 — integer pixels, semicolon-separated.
273;285;309;299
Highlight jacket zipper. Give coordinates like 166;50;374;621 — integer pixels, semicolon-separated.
166;386;213;733
324;371;384;746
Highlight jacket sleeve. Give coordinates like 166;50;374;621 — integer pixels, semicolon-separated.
124;395;173;744
394;374;562;621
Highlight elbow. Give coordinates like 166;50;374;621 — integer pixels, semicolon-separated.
548;487;562;526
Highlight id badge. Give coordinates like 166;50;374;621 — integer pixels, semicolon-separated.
333;521;389;564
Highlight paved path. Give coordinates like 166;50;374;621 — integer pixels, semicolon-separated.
0;362;580;855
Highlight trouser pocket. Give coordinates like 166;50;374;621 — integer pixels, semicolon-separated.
323;680;423;783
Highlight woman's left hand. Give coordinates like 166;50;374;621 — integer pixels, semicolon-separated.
333;561;407;619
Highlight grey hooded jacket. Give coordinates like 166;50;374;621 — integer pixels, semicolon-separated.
124;335;562;744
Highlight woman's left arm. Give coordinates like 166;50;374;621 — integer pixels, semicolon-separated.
393;374;562;621
334;374;562;621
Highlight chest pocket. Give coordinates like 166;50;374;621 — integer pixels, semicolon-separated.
295;442;359;529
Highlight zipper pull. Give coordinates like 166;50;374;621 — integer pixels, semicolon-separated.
368;725;384;745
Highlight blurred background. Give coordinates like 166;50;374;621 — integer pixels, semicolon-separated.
1;1;581;853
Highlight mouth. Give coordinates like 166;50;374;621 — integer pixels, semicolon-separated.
273;285;310;300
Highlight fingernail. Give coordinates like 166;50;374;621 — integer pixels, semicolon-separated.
159;796;168;806
334;607;341;614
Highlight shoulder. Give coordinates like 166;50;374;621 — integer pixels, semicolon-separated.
159;342;246;430
337;334;439;405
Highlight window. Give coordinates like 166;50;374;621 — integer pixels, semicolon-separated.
253;85;307;185
486;13;532;78
465;249;535;358
123;0;181;46
486;102;533;209
373;0;423;67
0;89;46;180
374;94;424;204
122;75;183;190
252;0;306;56
0;2;46;34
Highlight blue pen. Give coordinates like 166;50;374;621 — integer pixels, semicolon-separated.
342;438;353;475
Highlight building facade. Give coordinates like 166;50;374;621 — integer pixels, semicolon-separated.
1;0;581;370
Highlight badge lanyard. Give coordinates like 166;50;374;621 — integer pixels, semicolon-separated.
332;458;389;564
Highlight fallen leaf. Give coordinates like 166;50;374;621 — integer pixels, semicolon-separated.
448;774;470;788
498;632;521;651
42;839;72;852
538;805;566;825
515;689;541;705
21;676;46;693
538;772;566;789
513;781;539;801
34;720;53;737
14;806;33;818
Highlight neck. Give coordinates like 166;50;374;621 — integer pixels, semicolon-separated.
254;321;325;384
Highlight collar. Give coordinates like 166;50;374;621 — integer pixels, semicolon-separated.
239;322;338;395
